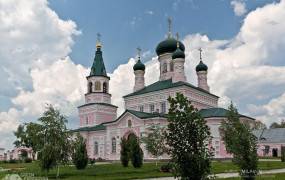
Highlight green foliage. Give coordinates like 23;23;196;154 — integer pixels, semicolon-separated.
89;158;96;166
120;138;129;167
221;102;258;180
270;120;285;129
129;136;143;168
166;93;213;180
281;146;285;162
37;105;72;175
24;158;32;163
141;125;166;166
72;134;88;170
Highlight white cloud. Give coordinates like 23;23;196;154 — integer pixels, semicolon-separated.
231;0;247;16
12;58;88;117
145;10;154;15
0;0;79;149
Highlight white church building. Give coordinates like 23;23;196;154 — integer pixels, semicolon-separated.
73;27;255;160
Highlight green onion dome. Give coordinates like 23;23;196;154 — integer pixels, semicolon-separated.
133;60;145;71
196;60;208;72
172;47;185;59
156;38;185;56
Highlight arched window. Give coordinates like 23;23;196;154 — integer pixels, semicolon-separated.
86;116;88;125
162;63;167;73
128;120;132;128
88;82;93;93
103;82;108;93
111;137;116;153
170;61;174;72
95;81;101;91
94;141;98;155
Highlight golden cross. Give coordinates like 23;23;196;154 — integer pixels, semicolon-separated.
137;47;141;59
97;33;101;43
198;48;202;60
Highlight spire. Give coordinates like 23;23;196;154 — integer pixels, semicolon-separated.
96;33;102;49
133;47;145;71
167;17;172;38
90;33;107;77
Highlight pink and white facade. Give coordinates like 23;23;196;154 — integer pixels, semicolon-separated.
73;33;255;160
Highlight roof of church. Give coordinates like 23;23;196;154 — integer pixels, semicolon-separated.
89;47;108;77
123;79;219;98
71;124;106;132
199;107;255;120
78;102;118;109
104;109;166;125
253;128;285;143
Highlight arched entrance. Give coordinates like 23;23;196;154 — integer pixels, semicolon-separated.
272;148;278;157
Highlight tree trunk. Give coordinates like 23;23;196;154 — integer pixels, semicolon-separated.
56;165;60;179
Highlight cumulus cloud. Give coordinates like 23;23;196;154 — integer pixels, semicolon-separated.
12;58;88;117
0;0;79;149
231;0;247;16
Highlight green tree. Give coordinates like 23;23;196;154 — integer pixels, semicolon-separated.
38;105;72;177
120;138;129;167
129;136;143;168
221;102;258;180
72;134;88;170
166;93;213;180
141;125;166;167
14;125;26;147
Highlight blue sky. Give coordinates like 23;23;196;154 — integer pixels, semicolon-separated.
49;0;273;72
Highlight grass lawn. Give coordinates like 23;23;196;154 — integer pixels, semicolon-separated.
1;161;285;179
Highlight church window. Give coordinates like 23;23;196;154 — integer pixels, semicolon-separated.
128;120;132;128
86;116;88;125
170;61;174;72
95;81;101;90
149;104;155;113
94;141;98;155
88;82;93;93
111;137;116;153
139;105;144;112
161;102;166;114
162;63;167;73
103;82;108;93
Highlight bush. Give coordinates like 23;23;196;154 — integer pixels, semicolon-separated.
89;158;96;165
72;135;88;170
129;137;143;168
120;138;129;167
25;158;32;163
9;159;17;163
281;146;285;162
97;157;105;162
160;163;173;172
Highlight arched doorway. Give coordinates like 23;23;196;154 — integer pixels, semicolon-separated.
272;148;278;157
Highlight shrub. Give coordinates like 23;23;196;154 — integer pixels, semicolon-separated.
25;158;32;163
120;138;129;167
89;158;96;165
72;134;88;170
281;146;285;162
129;137;143;168
96;157;105;162
9;159;17;163
160;163;173;172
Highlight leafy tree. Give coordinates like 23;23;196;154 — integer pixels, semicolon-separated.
129;135;143;168
72;134;88;170
252;120;267;130
141;125;166;167
270;120;285;129
221;102;258;180
38;105;72;177
14;125;26;147
166;93;213;180
120;138;129;167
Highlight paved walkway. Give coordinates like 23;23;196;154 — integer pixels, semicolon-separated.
141;168;285;179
